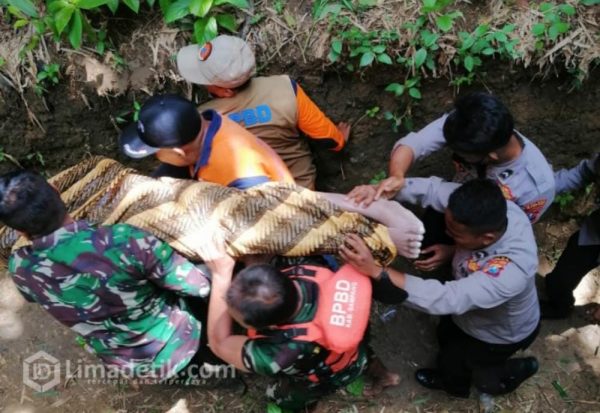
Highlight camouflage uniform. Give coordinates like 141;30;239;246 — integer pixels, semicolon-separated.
242;260;369;410
9;220;211;379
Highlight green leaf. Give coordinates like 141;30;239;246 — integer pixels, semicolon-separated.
502;23;516;33
328;49;340;62
421;0;436;12
213;0;248;8
532;23;546;36
312;1;341;20
548;24;559;39
346;376;365;397
405;77;418;87
385;82;404;96
474;23;489;37
78;0;109;9
482;47;495;55
54;5;74;34
420;30;438;47
147;0;156;7
359;51;375;67
414;47;427;68
409;87;421;99
266;402;283;413
204;17;219;42
165;0;191;23
331;38;342;54
377;53;392;64
464;55;474;72
581;0;600;5
555;21;570;33
559;4;575;15
106;0;119;13
68;9;82;48
159;0;171;14
13;19;29;29
193;16;208;43
371;44;386;54
122;0;140;12
435;14;453;32
8;0;38;18
539;2;553;12
494;32;507;42
194;15;217;43
190;0;212;17
216;13;236;31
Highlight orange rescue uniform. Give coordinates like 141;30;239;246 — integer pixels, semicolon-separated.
190;110;294;189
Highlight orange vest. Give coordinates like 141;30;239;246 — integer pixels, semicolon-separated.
190;110;294;189
199;76;345;189
248;264;372;383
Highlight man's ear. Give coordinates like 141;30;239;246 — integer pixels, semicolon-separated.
480;232;498;247
487;151;500;162
172;147;188;158
220;88;236;98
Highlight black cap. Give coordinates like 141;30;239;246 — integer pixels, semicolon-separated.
119;94;202;159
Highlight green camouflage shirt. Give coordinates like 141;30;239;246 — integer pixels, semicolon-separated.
9;220;211;379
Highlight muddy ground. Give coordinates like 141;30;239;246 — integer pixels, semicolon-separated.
1;23;600;413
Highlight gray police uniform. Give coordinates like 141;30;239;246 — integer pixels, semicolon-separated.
395;177;541;344
393;115;555;223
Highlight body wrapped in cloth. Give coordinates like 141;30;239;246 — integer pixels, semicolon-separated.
0;157;397;266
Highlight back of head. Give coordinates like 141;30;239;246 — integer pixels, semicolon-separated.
226;264;298;330
443;92;514;154
448;179;508;234
0;170;67;238
119;94;202;159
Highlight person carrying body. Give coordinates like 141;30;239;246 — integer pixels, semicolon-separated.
348;92;555;270
0;170;215;382
543;153;600;321
204;254;400;411
176;35;350;189
341;179;541;398
120;94;294;189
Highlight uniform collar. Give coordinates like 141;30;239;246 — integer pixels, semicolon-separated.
31;220;93;250
193;110;223;177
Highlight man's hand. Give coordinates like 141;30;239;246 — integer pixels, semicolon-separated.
206;255;236;280
414;244;455;272
346;175;405;207
338;122;351;143
373;176;405;202
346;184;378;207
339;233;381;277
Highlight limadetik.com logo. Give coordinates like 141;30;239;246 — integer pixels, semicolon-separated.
23;350;237;391
23;351;61;392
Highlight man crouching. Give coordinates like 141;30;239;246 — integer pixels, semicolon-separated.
0;170;214;381
206;255;399;411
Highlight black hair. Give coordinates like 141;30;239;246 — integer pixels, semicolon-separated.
0;170;67;238
448;179;508;234
443;92;514;154
226;264;298;329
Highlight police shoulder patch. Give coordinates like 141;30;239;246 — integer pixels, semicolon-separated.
523;199;547;222
498;183;515;201
482;256;510;277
